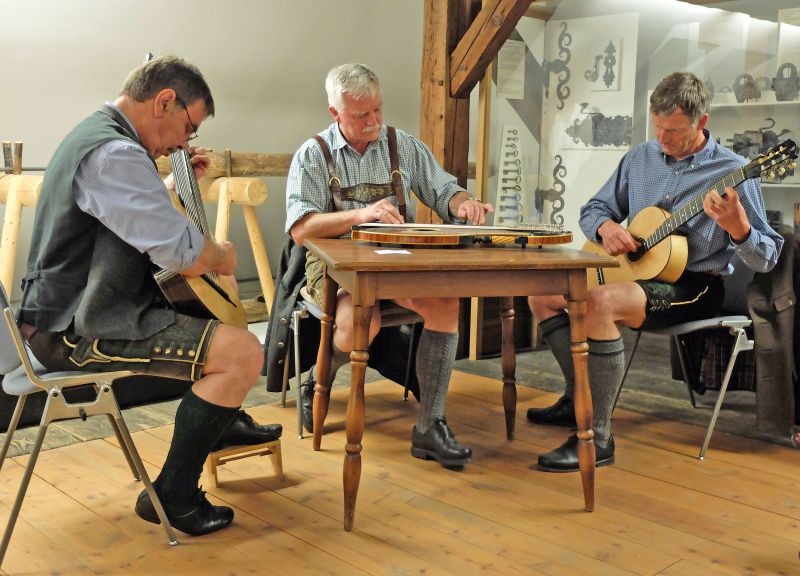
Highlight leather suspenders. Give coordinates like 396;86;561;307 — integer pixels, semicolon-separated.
313;127;407;220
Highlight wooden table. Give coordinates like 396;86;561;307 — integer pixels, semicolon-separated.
304;237;618;531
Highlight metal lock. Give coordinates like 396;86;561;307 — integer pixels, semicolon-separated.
773;63;799;102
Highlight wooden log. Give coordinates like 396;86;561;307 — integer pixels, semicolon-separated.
201;176;268;205
0;174;43;206
156;151;293;179
0;174;42;293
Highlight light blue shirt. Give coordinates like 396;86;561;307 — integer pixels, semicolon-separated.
73;104;205;272
579;130;783;274
285;123;464;233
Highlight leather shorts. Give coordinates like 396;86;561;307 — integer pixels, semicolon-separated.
636;271;724;331
26;314;219;382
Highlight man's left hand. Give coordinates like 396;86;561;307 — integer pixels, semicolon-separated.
456;197;494;225
703;186;751;243
188;146;211;180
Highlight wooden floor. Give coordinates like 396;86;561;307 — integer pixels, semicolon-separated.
1;371;799;575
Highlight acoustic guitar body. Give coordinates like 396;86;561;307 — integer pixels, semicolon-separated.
155;271;247;328
582;206;688;290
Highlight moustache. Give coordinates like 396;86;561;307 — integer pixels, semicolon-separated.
361;125;379;135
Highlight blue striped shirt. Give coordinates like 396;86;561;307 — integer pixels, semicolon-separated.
285;123;464;233
579;131;783;274
74;104;204;272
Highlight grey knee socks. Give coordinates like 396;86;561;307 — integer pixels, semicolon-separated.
540;313;575;399
588;337;625;448
416;328;459;433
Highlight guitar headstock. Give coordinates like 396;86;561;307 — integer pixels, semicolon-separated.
744;139;798;181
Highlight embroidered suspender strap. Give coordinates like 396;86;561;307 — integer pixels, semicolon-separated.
386;126;406;220
313;135;343;212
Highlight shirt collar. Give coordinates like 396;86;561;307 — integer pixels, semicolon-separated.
659;128;715;165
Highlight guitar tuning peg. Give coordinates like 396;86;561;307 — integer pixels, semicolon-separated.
766;170;776;180
777;166;786;176
792;161;798;170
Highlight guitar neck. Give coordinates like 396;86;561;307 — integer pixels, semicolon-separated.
643;165;746;249
170;149;219;284
171;149;211;236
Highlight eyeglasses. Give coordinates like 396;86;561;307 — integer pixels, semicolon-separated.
175;96;199;141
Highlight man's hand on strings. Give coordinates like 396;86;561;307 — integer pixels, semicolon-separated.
187;146;211;180
364;198;404;224
456;197;493;225
704;186;751;243
598;220;640;256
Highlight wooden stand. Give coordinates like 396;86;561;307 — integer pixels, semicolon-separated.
0;141;43;295
201;173;275;314
203;439;283;487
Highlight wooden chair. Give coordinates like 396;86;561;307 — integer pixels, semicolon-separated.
0;284;179;567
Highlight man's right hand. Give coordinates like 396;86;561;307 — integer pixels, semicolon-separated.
598;220;640;256
182;238;237;277
363;198;404;224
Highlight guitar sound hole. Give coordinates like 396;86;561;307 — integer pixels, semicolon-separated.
627;245;646;262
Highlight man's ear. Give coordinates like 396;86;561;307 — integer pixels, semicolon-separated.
329;105;340;122
154;88;177;118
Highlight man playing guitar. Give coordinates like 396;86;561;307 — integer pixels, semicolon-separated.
526;72;784;472
18;56;280;535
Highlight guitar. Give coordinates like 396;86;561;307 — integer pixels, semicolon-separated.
153;149;248;328
583;139;797;289
351;223;572;247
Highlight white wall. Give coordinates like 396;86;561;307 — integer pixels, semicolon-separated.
0;0;425;300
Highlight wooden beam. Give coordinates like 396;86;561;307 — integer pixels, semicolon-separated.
450;0;532;99
418;0;481;224
155;151;292;178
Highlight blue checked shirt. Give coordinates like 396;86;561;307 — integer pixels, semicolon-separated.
285;124;464;233
579;130;783;274
74;104;205;273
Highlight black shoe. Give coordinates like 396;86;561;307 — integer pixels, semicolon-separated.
211;410;282;452
301;370;315;433
411;418;472;468
135;489;234;536
526;395;577;427
537;434;615;473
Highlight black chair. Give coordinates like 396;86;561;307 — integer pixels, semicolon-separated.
617;258;755;460
0;285;179;567
280;287;422;438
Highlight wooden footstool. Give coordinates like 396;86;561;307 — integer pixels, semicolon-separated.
203;439;283;487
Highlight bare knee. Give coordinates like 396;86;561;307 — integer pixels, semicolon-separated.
206;326;263;390
528;295;567;320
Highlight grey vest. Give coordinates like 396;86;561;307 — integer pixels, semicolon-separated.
19;107;175;339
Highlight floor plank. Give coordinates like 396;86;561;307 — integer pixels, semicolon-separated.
1;371;799;575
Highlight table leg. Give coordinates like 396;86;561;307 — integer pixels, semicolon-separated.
500;296;517;440
313;273;339;451
567;291;595;512
343;300;372;531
